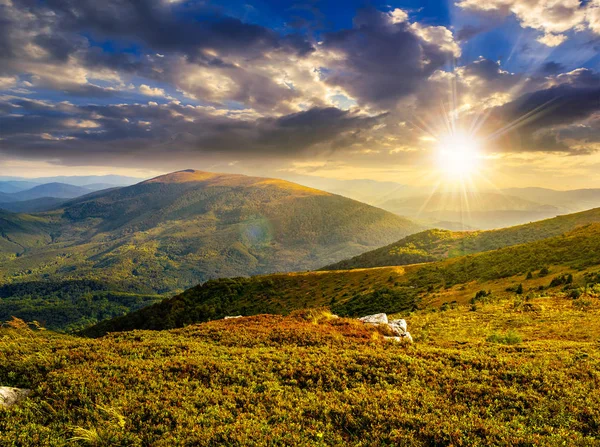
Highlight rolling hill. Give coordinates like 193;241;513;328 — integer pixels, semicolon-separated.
82;221;600;336
323;207;600;271
0;170;422;295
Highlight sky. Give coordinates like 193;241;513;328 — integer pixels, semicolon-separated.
1;0;600;189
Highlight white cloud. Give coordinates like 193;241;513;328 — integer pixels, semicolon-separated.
388;8;409;24
457;0;600;42
139;84;171;98
536;33;567;47
0;76;18;89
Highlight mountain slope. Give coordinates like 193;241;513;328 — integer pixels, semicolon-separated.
3;183;93;202
82;222;600;336
0;211;53;257
324;207;600;270
0;197;67;213
0;170;422;293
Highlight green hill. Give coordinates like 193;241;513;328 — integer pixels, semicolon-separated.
82;222;600;336
0;169;421;294
324;207;600;270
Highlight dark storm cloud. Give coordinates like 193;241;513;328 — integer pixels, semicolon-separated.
0;97;383;165
0;0;313;106
10;0;313;61
487;69;600;153
321;8;458;108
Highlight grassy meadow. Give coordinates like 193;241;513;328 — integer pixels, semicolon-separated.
2;287;600;446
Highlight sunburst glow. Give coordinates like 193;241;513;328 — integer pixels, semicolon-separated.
435;132;482;180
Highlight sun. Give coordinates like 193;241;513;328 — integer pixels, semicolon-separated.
435;132;482;180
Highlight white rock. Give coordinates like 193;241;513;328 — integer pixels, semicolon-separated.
358;313;388;325
389;319;408;332
224;315;242;319
388;323;406;336
0;387;31;407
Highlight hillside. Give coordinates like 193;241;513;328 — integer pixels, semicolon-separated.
0;197;67;214
0;170;421;296
0;211;54;257
4;287;600;445
324;207;600;271
82;222;600;336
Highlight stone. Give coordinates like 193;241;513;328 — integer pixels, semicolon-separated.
0;387;31;407
358;313;388;325
388;323;406;336
389;319;407;333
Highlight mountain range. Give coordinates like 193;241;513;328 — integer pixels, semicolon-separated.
0;170;421;294
283;174;600;229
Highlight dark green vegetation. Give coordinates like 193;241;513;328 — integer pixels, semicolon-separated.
0;280;161;332
83;222;600;336
0;210;53;255
3;290;600;446
324;207;600;270
0;197;67;214
0;170;421;295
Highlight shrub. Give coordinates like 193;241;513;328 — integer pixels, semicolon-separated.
487;330;522;345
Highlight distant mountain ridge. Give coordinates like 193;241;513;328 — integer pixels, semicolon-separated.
0;170;422;293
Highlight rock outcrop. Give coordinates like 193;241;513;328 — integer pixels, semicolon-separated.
0;387;31;407
358;313;388;325
358;313;413;343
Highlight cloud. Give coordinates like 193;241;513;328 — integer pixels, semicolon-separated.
457;0;600;45
139;84;172;99
1;0;599;173
319;8;459;108
0;96;385;167
536;33;568;47
486;69;600;153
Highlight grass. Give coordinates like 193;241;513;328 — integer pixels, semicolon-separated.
2;290;600;446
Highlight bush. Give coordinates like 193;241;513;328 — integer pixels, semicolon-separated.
486;330;522;345
539;267;550;277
